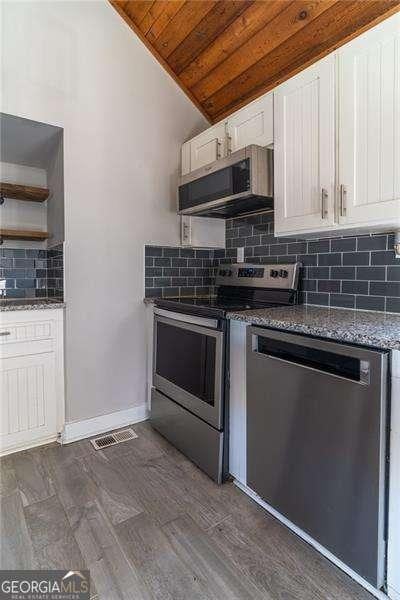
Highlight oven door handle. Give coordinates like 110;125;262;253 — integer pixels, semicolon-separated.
154;307;219;330
154;313;222;336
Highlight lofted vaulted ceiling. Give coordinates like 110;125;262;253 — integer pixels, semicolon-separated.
110;0;400;123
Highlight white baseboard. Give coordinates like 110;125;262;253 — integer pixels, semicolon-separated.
234;480;389;600
61;404;148;444
388;587;400;600
0;434;59;457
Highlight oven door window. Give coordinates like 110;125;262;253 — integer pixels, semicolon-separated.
156;321;216;405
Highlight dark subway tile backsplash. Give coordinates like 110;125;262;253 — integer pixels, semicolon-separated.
145;216;399;313
144;246;216;298
224;215;399;313
0;244;64;300
46;244;64;298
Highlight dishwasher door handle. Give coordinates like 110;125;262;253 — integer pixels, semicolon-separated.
251;347;370;385
249;327;371;386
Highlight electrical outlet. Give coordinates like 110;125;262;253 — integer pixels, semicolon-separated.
181;216;192;246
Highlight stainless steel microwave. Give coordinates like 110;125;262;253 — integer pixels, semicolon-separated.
177;145;273;219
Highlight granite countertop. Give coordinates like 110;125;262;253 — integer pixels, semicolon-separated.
0;298;66;312
227;305;400;351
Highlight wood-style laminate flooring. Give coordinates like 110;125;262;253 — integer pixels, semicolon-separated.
0;421;373;600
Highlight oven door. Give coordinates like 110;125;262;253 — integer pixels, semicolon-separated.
153;311;224;430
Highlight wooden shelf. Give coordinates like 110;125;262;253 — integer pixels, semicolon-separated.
0;229;49;241
0;182;49;202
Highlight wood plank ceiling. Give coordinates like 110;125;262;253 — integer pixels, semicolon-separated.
110;0;400;123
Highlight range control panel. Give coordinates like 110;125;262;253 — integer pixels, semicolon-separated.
215;263;301;290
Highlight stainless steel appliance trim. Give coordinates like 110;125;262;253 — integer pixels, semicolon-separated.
360;360;371;385
150;388;224;483
154;307;218;329
177;145;273;217
153;314;224;429
215;262;301;290
246;325;388;587
377;353;388;588
250;338;371;385
248;326;383;361
179;146;248;185
178;191;253;216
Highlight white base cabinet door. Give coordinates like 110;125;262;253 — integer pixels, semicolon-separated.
227;93;273;153
0;308;64;456
0;352;57;453
274;55;336;236
338;14;400;228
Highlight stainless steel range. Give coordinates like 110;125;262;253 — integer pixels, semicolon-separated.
150;262;301;483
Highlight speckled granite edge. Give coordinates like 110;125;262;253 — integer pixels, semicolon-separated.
0;301;66;312
227;305;400;351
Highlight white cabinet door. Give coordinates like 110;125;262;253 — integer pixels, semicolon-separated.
338;14;400;227
274;55;335;236
0;352;57;454
188;122;226;172
227;93;273;152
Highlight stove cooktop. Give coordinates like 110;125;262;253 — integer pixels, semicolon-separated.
153;263;302;319
154;295;291;319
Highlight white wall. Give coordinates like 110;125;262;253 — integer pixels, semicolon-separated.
1;0;208;422
46;133;64;248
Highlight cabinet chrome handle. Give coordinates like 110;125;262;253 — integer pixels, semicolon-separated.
227;134;232;155
339;184;347;217
321;188;328;219
0;331;11;336
217;140;222;159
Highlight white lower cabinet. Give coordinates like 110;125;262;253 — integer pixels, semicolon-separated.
1;352;57;451
0;308;64;455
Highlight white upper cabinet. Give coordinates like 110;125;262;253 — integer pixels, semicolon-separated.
181;122;226;174
338;14;400;228
274;55;335;235
181;92;274;175
180;14;399;237
226;93;273;153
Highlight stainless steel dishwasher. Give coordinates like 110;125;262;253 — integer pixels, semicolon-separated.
246;326;389;590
